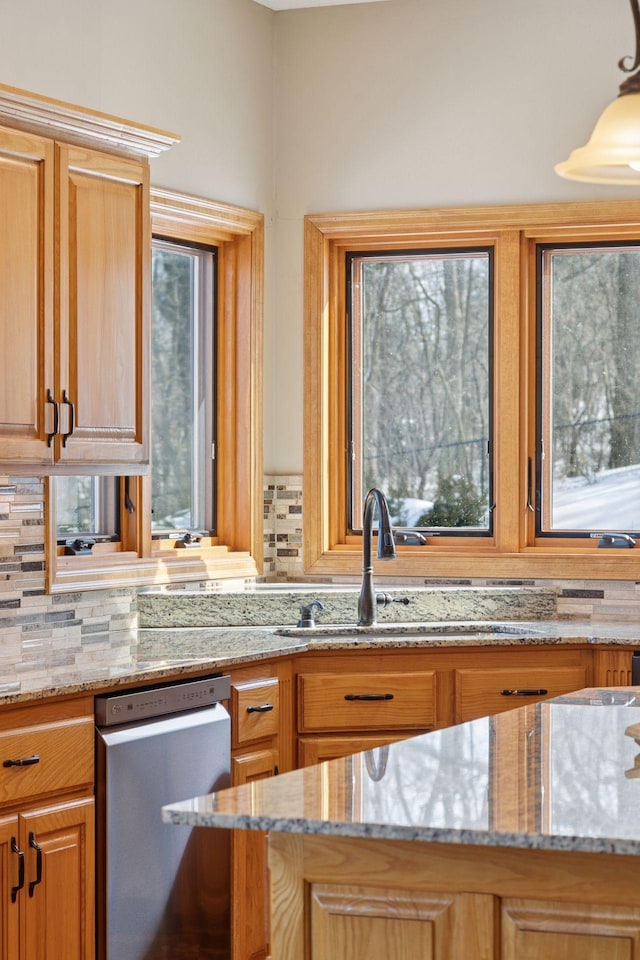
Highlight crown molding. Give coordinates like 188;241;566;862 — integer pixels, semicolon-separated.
0;82;180;158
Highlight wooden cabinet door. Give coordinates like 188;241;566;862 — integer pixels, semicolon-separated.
501;898;640;959
309;884;494;960
56;143;150;469
0;125;54;465
298;733;401;768
20;798;94;960
0;815;20;960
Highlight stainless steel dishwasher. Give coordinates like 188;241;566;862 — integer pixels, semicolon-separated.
95;674;231;960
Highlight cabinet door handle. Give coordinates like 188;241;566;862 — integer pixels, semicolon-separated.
61;390;75;447
500;689;548;697
344;693;394;702
11;837;24;903
46;389;59;446
3;754;40;768
246;703;274;714
28;832;42;897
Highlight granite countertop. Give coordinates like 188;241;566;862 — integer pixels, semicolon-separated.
4;615;640;707
163;687;640;856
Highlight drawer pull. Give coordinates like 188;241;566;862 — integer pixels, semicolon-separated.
11;837;24;902
344;693;394;702
246;703;274;714
61;389;75;446
46;388;59;446
500;689;548;697
28;833;43;897
3;754;40;768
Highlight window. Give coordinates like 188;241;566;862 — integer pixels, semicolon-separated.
537;242;640;538
348;248;493;535
55;477;118;541
55;238;217;546
48;190;263;592
151;239;216;536
304;200;640;580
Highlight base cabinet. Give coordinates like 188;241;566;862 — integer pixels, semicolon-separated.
270;834;640;960
19;799;95;960
229;663;291;960
2;801;94;960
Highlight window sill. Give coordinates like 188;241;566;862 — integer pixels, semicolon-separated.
304;546;640;582
48;547;259;593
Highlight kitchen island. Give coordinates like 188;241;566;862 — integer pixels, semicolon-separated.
164;688;640;959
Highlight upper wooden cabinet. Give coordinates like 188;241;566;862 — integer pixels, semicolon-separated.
0;83;179;473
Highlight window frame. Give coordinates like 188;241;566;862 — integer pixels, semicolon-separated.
304;200;640;581
47;188;263;592
345;245;495;539
150;235;217;538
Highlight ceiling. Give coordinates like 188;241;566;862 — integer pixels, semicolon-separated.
253;0;390;9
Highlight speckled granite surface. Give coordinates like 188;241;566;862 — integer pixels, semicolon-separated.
138;585;558;628
4;617;640;707
163;688;640;856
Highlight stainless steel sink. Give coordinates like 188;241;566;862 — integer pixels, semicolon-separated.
276;621;548;641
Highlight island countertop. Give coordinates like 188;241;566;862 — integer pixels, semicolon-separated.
163;687;640;857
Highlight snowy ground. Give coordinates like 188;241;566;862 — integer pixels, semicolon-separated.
552;464;640;531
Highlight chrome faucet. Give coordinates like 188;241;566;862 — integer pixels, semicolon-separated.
357;488;397;626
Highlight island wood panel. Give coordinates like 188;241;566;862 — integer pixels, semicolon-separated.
311;885;468;960
269;833;640;960
501;899;640;960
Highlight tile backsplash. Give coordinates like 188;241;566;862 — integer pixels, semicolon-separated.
2;472;640;690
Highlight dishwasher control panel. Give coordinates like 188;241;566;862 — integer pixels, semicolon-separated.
95;674;231;726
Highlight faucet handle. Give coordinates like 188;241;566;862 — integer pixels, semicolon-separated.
376;593;410;608
297;600;324;628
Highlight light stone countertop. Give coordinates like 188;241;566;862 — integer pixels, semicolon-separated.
3;617;640;707
163;687;640;856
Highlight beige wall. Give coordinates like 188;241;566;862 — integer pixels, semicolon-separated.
269;0;640;472
1;0;638;478
0;0;275;211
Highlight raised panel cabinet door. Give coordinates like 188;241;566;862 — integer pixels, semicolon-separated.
56;143;150;469
0;815;20;960
0;125;54;464
20;797;95;960
309;884;494;960
502;898;640;960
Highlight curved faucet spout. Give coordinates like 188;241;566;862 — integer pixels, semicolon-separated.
357;488;396;627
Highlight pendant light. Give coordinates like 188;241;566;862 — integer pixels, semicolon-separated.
556;0;640;183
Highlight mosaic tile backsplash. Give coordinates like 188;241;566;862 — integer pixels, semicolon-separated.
2;473;640;691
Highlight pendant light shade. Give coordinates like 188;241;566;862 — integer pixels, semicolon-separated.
556;93;640;183
556;0;640;183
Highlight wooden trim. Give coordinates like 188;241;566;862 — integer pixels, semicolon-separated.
304;201;640;581
47;190;264;592
0;82;180;158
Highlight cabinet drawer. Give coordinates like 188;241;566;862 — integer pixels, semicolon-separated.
455;665;589;722
232;678;280;748
232;747;279;785
298;672;436;733
0;717;94;805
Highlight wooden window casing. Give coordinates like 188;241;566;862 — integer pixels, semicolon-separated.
304;200;640;581
47;189;263;591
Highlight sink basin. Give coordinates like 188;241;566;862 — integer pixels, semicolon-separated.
276;621;548;642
